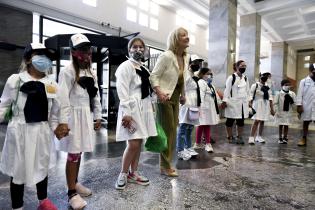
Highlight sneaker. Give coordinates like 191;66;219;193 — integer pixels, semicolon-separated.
69;194;87;210
278;138;285;144
127;171;150;186
193;143;204;149
248;136;255;145
228;136;237;144
236;136;245;144
255;136;266;143
205;144;213;153
184;147;198;156
13;208;23;210
177;150;191;161
75;183;92;197
160;168;178;177
297;137;306;146
37;198;57;210
282;137;288;144
115;172;127;190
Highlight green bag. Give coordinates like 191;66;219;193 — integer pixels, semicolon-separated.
145;122;167;153
3;78;21;123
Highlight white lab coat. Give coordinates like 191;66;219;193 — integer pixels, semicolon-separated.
250;82;273;121
55;64;102;153
223;73;250;119
0;71;59;186
274;90;296;125
296;76;315;121
178;70;199;125
198;79;221;125
115;60;157;141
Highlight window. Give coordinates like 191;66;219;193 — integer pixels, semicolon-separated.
127;7;137;22
82;0;97;7
139;12;148;27
304;56;310;61
304;63;309;68
150;17;158;30
126;0;159;30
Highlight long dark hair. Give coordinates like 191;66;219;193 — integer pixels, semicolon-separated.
197;67;210;78
71;52;93;82
233;60;245;71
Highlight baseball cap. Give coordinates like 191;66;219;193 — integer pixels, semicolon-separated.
23;43;55;60
69;33;91;50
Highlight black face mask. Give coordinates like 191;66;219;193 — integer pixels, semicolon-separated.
190;64;200;72
239;68;246;74
261;76;268;82
130;51;144;61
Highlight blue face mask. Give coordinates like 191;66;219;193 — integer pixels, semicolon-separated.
207;77;213;86
31;55;52;73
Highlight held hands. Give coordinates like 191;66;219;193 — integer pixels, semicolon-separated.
156;90;170;102
220;101;227;109
122;115;133;129
179;95;186;105
297;105;304;114
270;109;275;116
54;123;70;140
94;119;102;130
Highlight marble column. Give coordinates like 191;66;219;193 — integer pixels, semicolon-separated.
238;13;261;84
270;42;288;90
208;0;237;89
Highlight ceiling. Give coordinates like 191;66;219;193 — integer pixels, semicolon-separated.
157;0;315;51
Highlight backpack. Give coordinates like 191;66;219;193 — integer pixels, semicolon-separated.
230;73;247;97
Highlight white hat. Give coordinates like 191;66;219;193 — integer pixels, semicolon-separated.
260;68;271;74
70;34;91;49
190;54;204;63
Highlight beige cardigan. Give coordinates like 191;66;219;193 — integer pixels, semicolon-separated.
150;50;189;98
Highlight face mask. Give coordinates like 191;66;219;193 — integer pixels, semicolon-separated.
130;51;144;61
72;50;92;63
282;86;290;92
31;55;52;73
260;76;268;82
239;68;246;74
203;75;210;81
190;64;200;72
207;77;213;86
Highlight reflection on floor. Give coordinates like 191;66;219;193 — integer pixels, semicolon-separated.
0;123;314;210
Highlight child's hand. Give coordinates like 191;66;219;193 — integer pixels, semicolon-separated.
297;105;303;114
54;123;70;140
270;109;275;116
94;119;102;130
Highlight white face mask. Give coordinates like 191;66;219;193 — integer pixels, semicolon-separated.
282;86;290;92
203;75;209;81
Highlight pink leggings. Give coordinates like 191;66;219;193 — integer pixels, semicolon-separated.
196;125;211;144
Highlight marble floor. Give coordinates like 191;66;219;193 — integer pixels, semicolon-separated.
0;122;314;210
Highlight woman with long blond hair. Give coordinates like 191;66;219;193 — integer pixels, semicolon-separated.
150;27;190;177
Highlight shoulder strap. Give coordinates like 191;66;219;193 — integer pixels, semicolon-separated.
252;83;258;101
230;74;236;97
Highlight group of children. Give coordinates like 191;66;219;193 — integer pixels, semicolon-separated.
176;58;315;163
0;32;314;209
0;34;101;210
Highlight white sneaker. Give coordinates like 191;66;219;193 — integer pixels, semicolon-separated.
248;136;255;144
205;144;213;153
255;136;266;143
115;172;127;190
184;147;198;156
13;208;23;210
69;194;87;210
177;150;191;160
193;143;204;149
75;183;92;197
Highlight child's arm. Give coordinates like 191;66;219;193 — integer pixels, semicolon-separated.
0;74;19;122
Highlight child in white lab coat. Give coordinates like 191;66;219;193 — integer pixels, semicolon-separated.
274;79;296;144
248;72;275;144
115;37;156;190
0;43;59;210
195;66;221;152
296;63;315;146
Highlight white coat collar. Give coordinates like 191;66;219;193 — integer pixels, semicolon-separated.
19;71;50;84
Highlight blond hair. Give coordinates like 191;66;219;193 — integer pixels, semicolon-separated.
167;27;188;56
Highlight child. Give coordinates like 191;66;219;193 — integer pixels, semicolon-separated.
248;72;275;144
176;54;203;161
115;37;156;190
195;66;221;152
274;79;296;144
296;63;315;146
221;60;250;144
56;34;102;209
0;43;59;210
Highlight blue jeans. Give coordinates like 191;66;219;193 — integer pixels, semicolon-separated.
176;123;194;152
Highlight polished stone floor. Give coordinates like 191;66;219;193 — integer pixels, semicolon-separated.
0;122;315;210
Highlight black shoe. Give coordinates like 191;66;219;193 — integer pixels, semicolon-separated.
227;136;237;144
282;137;288;144
237;136;245;145
278;138;284;144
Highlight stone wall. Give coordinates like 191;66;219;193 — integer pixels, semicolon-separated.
0;5;32;94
